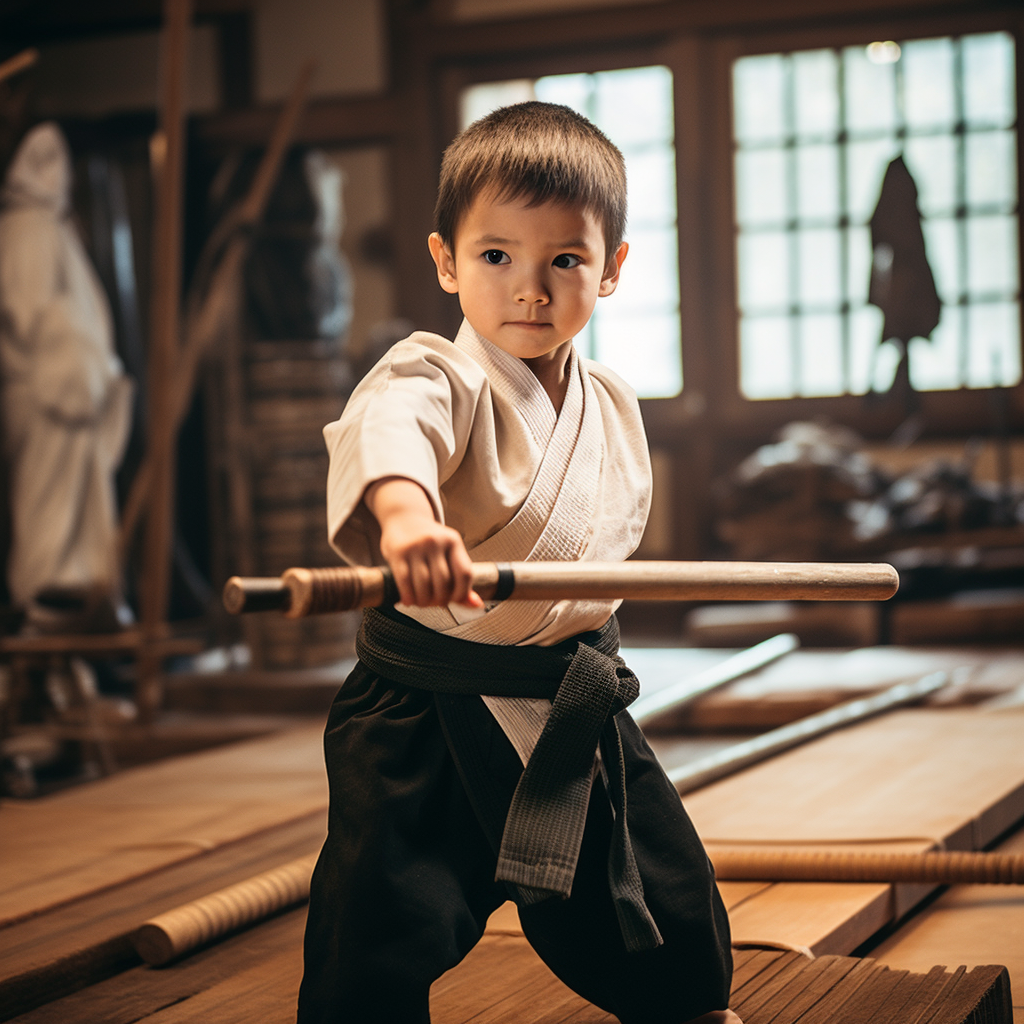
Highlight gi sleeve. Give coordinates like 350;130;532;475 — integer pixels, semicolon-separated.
323;335;471;565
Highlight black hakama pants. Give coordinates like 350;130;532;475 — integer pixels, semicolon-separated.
297;662;733;1024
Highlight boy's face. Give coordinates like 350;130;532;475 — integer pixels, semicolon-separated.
428;191;627;365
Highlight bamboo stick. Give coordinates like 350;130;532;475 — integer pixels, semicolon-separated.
129;840;1021;968
223;560;899;617
668;672;948;793
0;48;38;85
630;633;798;729
131;854;317;966
709;848;1024;885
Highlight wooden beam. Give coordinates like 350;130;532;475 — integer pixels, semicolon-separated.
407;0;1002;60
137;0;191;717
196;94;400;150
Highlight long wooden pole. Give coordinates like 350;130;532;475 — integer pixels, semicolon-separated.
0;48;38;85
223;560;899;617
130;843;1023;966
629;633;798;729
667;672;948;793
137;0;190;717
708;848;1024;886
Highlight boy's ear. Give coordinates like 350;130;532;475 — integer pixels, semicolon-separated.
428;232;459;294
598;241;629;298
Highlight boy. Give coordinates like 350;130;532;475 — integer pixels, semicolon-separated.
298;102;739;1024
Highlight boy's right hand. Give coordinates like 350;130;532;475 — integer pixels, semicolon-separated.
364;477;484;609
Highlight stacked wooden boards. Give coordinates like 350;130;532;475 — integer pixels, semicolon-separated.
0;724;327;929
870;826;1024;1022
686;707;1024;956
4;897;1012;1023
3;659;1024;1021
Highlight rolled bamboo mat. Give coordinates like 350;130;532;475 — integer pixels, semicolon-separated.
130;844;1023;967
710;848;1024;885
131;853;317;965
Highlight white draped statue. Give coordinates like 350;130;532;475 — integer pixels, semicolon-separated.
0;122;132;624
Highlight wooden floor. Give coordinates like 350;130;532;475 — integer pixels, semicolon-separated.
3;645;1024;1022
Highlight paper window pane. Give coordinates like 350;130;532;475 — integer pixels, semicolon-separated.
593;66;674;147
902;38;956;131
796;145;840;221
734;54;787;144
966;302;1023;387
903;136;958;216
962;33;1015;129
908;306;961;392
534;74;591;117
798;229;842;307
594;311;682;396
736;148;788;225
846;226;873;305
460;80;535;126
846;138;899;222
872;340;904;392
966;215;1019;297
611;226;678;312
921;218;961;304
848;304;885;394
740;315;794;398
793;49;839;139
738;232;790;313
843;48;897;136
798;313;844;396
965;130;1017;210
574;319;595;361
627;147;677;226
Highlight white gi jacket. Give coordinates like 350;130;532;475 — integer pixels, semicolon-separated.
324;319;651;762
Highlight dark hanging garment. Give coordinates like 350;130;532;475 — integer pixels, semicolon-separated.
868;155;941;346
211;146;353;341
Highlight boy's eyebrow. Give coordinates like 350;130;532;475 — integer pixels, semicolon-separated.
472;234;596;250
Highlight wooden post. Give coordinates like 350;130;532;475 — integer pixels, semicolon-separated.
117;61;315;560
137;0;191;718
0;49;38;86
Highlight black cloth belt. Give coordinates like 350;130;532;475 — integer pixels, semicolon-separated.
355;607;663;953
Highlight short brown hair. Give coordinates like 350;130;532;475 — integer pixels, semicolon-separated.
434;101;627;256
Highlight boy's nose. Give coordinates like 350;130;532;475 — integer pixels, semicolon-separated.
515;274;549;304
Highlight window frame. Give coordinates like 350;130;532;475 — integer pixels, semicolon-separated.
398;4;1023;557
702;11;1024;442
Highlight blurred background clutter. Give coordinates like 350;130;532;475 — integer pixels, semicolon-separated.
0;0;1020;794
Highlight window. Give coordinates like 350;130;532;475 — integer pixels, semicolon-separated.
460;66;682;398
733;32;1020;400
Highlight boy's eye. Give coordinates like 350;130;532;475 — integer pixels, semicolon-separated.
552;253;582;269
483;249;510;265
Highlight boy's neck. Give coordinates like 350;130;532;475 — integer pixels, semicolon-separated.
521;340;572;414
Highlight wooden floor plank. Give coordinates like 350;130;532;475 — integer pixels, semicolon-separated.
431;934;556;1017
683;709;1024;954
685;710;1024;849
0;813;325;1020
870;826;1024;1024
0;725;327;928
8;907;306;1024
